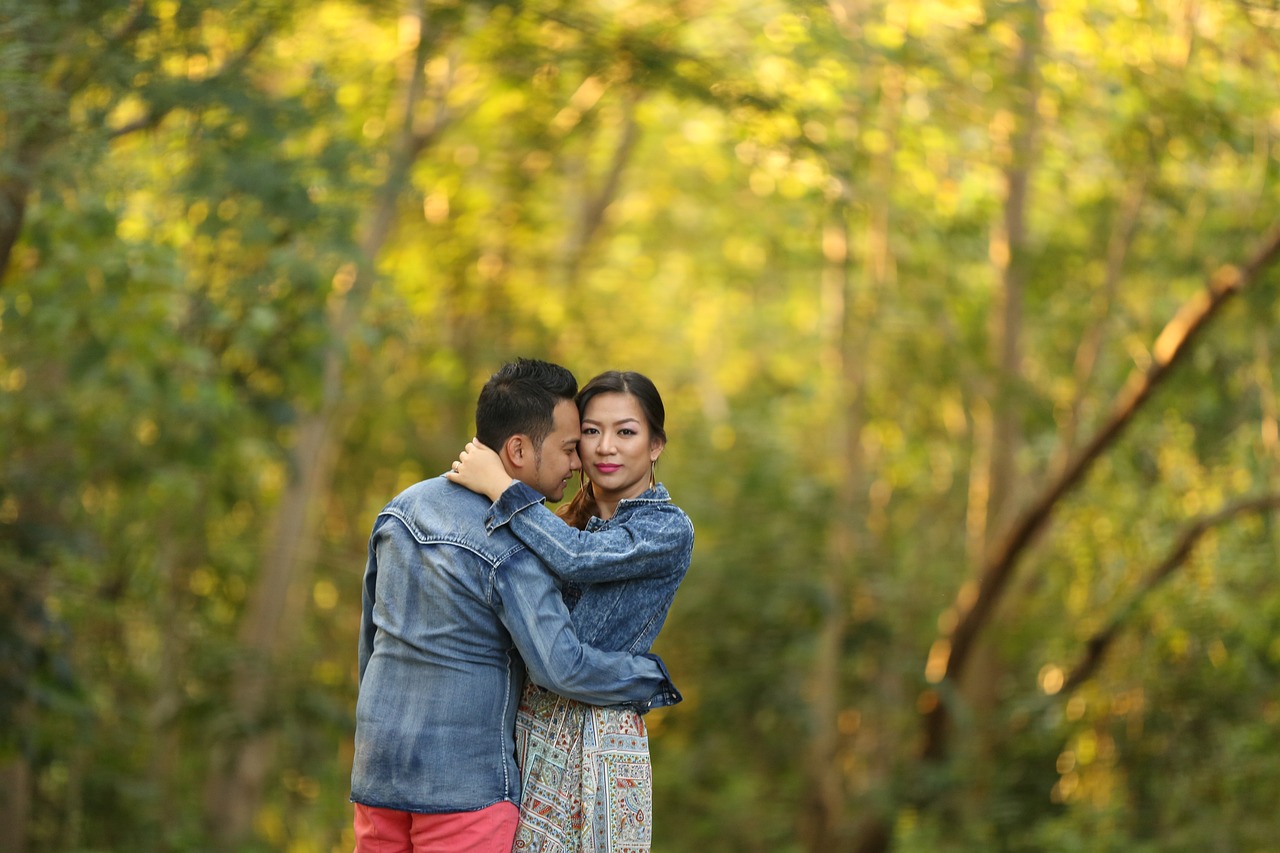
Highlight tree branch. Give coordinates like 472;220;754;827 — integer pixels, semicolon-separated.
577;96;640;251
107;24;273;140
560;93;641;283
921;221;1280;760
1060;493;1280;695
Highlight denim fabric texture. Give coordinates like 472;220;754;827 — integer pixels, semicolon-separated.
350;475;681;814
486;482;694;653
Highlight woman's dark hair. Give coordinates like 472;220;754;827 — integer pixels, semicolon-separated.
474;358;578;451
557;371;666;529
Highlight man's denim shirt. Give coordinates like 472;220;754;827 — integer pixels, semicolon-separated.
350;476;681;814
486;482;694;654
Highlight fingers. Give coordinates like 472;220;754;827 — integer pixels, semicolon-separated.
448;438;491;481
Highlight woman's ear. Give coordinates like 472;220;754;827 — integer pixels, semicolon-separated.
649;439;666;463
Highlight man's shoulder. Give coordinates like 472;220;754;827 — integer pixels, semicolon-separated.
386;474;457;508
377;476;525;563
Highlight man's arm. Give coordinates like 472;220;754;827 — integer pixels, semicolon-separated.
492;549;681;710
355;522;383;685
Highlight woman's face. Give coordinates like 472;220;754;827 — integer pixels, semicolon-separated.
578;392;664;503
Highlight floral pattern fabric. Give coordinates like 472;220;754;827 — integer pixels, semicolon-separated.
513;682;652;853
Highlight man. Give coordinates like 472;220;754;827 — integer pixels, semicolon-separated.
350;358;681;852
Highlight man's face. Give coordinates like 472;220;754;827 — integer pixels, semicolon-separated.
524;399;582;502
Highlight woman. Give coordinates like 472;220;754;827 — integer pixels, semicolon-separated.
446;371;694;853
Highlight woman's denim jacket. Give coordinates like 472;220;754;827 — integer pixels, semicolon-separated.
485;482;694;654
350;476;681;814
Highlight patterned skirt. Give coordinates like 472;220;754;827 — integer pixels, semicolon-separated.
512;682;652;853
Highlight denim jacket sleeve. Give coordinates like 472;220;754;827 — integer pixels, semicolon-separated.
485;481;694;584
492;547;682;711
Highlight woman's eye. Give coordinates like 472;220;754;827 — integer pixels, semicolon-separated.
582;427;599;435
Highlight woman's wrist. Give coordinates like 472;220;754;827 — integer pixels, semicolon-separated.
487;478;517;502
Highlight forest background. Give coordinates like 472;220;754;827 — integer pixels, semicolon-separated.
5;0;1280;851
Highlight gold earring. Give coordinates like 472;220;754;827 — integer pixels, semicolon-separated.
649;461;657;488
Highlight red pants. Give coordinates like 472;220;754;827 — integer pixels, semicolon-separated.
353;801;520;853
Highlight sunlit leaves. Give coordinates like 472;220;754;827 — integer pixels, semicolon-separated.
6;0;1280;850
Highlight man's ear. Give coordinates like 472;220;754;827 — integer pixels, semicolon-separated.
501;434;530;471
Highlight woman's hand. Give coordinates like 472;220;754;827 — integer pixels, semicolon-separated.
445;439;516;501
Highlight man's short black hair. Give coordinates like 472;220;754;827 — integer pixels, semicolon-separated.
475;358;578;451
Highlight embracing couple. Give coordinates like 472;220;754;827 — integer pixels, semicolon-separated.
350;358;694;853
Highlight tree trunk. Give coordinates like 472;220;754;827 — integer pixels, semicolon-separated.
807;56;901;850
203;2;447;841
0;758;30;853
959;0;1045;817
1053;173;1147;470
203;411;342;840
801;203;860;851
0;176;30;285
926;0;1044;766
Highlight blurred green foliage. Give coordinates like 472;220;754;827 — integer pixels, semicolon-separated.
3;0;1280;851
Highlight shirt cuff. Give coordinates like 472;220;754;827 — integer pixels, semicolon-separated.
633;652;683;713
484;480;546;534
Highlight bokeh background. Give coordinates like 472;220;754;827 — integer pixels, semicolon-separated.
5;1;1280;851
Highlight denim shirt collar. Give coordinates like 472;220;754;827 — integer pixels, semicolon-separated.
584;484;671;531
